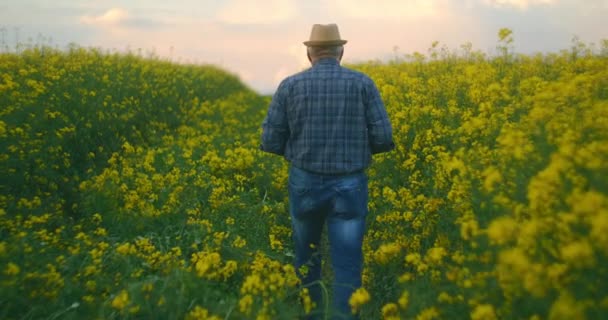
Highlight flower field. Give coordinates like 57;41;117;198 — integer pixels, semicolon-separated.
1;34;608;319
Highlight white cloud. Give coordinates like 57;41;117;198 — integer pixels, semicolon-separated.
330;0;440;20
79;7;167;31
80;8;129;26
481;0;556;10
215;0;297;24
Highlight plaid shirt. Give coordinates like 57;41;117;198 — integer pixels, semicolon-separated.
261;58;394;175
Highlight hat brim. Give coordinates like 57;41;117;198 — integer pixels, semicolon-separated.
303;40;348;47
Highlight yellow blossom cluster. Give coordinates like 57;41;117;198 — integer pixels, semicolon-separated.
190;250;237;280
238;252;300;318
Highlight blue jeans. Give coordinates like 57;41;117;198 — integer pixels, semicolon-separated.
288;166;368;320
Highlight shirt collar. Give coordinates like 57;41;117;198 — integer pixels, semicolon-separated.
313;57;340;67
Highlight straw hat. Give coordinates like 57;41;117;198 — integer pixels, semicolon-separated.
303;24;348;47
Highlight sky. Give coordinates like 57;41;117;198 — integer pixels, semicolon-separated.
1;0;607;93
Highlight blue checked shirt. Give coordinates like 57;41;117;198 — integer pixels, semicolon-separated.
261;58;394;175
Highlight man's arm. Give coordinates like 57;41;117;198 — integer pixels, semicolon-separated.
365;79;395;154
261;82;290;156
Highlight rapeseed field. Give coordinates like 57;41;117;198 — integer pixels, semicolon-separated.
1;34;607;319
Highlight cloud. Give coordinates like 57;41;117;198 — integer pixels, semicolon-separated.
80;8;129;26
80;8;165;29
329;0;441;20
481;0;556;10
215;0;297;24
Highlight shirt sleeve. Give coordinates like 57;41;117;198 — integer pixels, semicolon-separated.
365;79;395;154
260;81;290;156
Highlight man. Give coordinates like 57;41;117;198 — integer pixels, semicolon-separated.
260;24;394;319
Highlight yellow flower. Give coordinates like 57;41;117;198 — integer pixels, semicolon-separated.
129;305;140;314
405;252;421;265
437;291;452;303
94;227;107;236
185;306;221;320
374;242;401;264
269;234;283;250
85;280;96;291
232;236;247;248
482;166;503;193
239;294;253;315
0;120;6;136
460;219;479;240
349;287;370;314
548;293;586;320
92;213;102;223
399;272;414;282
191;251;222;279
499;248;529;273
213;231;228;246
451;251;465;264
398;291;409;309
560;240;595;268
382;186;398;205
142;282;154;293
471;304;497;320
416;307;440;320
496;127;534;160
590;211;608;253
382;303;399;318
221;260;238;279
116;242;135;255
517;219;540;249
425;246;447;265
5;262;20;276
486;216;518;245
299;288;315;314
83;265;98;276
122;141;135;153
111;290;129;310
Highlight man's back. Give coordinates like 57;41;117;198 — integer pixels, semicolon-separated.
262;58;393;175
